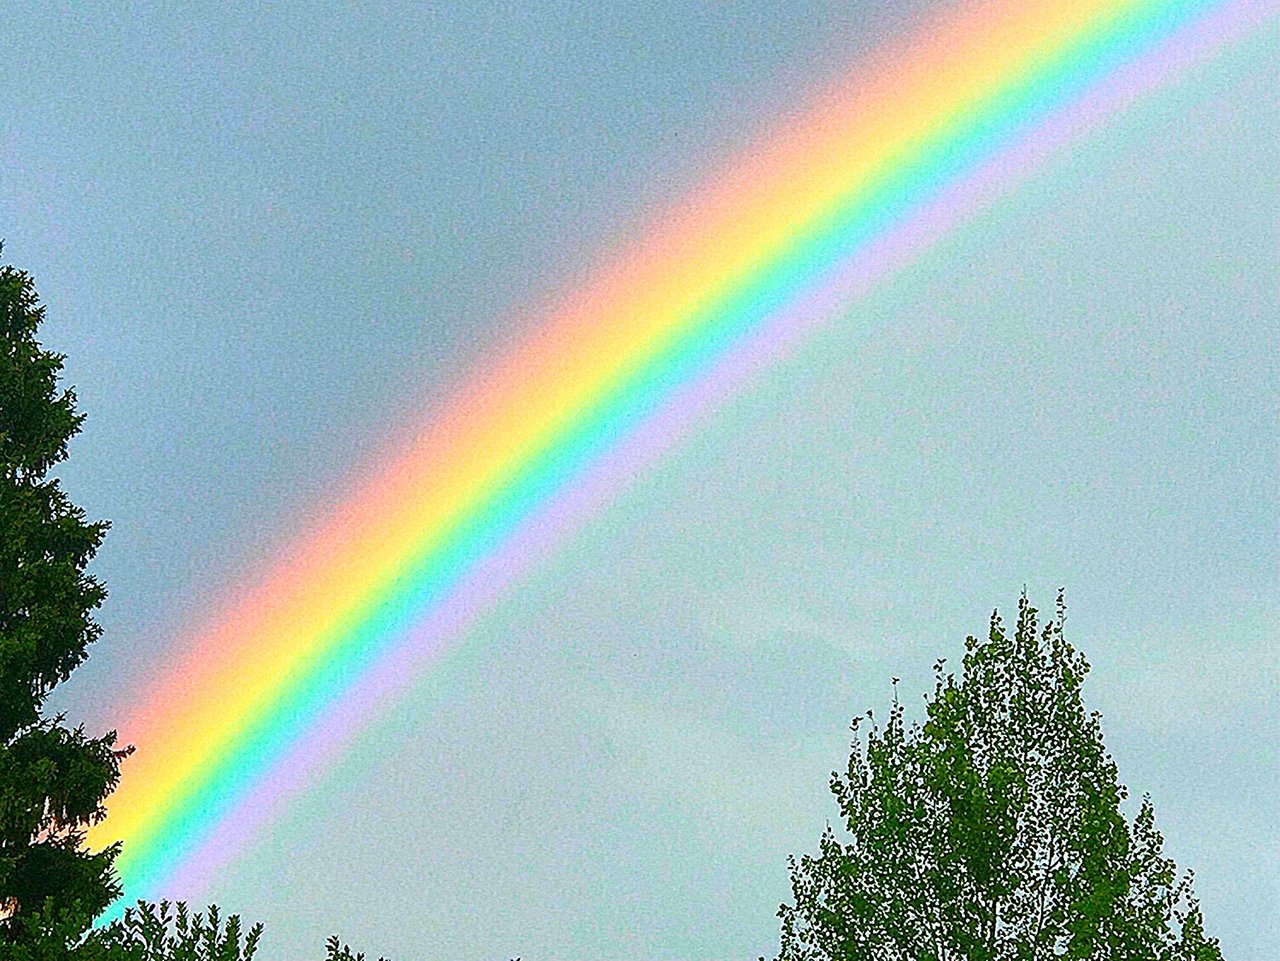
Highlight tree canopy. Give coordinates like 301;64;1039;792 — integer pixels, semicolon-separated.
0;250;398;959
775;593;1222;961
0;249;128;939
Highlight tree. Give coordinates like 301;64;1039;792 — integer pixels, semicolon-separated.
775;592;1222;961
0;253;399;960
89;901;264;961
10;898;388;961
9;901;261;961
0;247;128;940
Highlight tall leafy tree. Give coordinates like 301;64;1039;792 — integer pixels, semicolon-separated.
0;248;127;939
775;592;1222;961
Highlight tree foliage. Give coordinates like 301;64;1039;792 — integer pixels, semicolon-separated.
10;899;397;960
0;249;128;939
776;593;1222;961
92;902;265;961
0;254;397;959
93;900;267;961
8;901;261;961
323;934;390;961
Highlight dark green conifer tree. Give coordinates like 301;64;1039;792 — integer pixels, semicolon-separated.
775;593;1223;961
0;247;127;940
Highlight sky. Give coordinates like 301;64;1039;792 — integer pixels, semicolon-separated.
3;1;1277;959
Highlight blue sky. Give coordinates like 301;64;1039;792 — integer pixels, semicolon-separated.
4;2;1277;958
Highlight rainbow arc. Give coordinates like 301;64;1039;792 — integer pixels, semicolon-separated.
87;0;1274;910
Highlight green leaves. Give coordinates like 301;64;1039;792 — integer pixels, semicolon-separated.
0;255;399;961
775;592;1224;961
0;265;83;483
0;254;126;942
10;898;400;961
86;901;266;961
324;934;391;961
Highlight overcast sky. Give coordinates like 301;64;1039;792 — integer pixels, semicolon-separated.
3;2;1276;959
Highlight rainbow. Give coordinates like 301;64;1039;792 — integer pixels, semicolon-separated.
90;0;1273;910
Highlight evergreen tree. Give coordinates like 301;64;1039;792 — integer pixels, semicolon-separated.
775;593;1222;961
0;248;127;939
